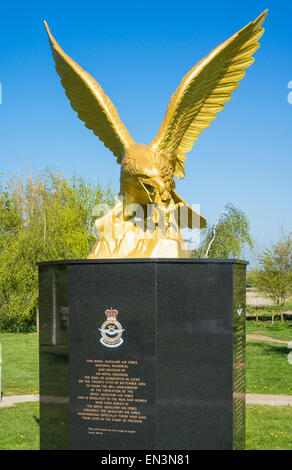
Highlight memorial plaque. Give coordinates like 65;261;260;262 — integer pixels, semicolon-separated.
68;262;156;450
39;259;247;450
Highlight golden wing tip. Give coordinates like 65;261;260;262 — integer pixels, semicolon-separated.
43;20;50;33
255;9;268;26
43;20;55;45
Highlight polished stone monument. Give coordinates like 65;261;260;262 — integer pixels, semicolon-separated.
39;259;246;450
39;10;266;451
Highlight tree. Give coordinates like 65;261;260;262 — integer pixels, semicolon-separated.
192;203;253;259
0;169;115;331
250;233;292;323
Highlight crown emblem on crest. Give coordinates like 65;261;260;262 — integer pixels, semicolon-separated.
105;307;118;318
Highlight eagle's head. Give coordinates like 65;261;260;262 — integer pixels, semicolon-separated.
120;143;175;208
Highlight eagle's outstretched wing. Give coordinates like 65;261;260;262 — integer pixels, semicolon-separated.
44;21;134;162
150;10;267;178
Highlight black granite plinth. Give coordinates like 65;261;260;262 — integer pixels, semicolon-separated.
38;259;247;450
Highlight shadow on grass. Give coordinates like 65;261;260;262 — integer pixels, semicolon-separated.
33;415;40;425
248;342;288;356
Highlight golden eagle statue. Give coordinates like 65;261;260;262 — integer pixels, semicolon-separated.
44;10;267;259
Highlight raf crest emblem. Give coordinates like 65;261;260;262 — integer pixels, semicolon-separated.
99;307;125;348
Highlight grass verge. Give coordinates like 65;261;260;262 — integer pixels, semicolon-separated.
0;333;39;396
246;340;292;395
246;405;292;450
0;402;39;450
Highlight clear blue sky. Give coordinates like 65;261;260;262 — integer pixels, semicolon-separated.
1;1;291;263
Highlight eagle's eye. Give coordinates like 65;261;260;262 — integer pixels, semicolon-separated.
144;184;155;194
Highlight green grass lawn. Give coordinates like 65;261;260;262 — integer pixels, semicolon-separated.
0;333;39;396
246;339;292;395
0;402;39;450
0;403;291;450
246;405;292;450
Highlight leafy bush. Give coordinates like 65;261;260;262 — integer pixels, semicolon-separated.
0;169;115;332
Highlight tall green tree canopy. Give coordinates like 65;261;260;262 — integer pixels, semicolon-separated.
0;169;115;331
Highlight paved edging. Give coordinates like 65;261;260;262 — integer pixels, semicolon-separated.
1;393;292;407
246;393;292;406
0;394;39;407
